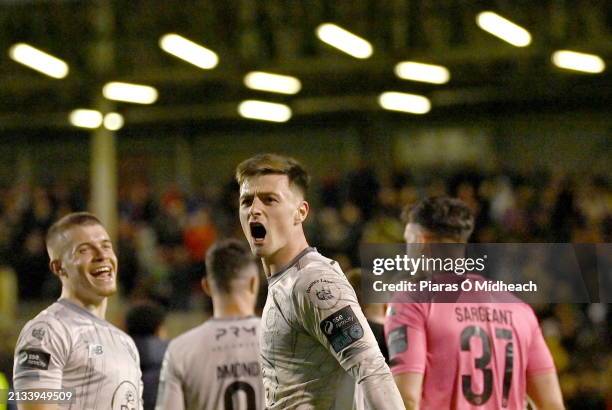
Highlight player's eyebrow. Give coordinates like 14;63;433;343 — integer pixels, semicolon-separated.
74;242;93;252
258;191;279;198
240;191;278;199
75;238;112;250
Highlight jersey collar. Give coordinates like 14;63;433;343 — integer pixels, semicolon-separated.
267;246;316;286
56;298;110;326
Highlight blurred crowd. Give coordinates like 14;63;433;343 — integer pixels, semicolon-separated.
0;165;611;407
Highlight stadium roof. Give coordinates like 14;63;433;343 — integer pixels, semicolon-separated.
1;0;610;131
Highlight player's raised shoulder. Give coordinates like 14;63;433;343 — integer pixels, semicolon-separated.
17;309;70;347
14;313;72;379
293;263;353;310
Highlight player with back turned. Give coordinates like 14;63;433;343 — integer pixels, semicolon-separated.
155;239;264;410
13;212;143;410
385;196;565;409
236;153;403;409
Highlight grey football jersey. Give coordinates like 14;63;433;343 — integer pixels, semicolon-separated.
13;299;143;410
155;316;264;410
261;248;402;410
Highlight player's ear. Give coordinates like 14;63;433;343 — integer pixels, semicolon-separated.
248;274;259;295
294;200;309;225
49;259;63;277
201;277;212;297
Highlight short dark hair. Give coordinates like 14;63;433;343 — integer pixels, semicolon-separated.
235;153;310;197
402;196;474;241
205;239;257;293
125;302;166;337
46;212;103;255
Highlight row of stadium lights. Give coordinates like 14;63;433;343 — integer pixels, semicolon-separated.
7;12;607;128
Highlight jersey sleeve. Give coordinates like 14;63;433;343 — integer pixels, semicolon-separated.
155;345;185;410
525;310;556;375
292;267;404;409
13;317;70;390
384;302;427;375
127;336;145;410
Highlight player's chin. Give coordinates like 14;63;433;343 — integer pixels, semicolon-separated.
94;282;117;296
98;287;117;297
255;242;279;259
251;244;267;257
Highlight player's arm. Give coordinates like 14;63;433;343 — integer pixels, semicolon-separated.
384;304;427;410
344;351;403;410
393;372;423;410
13;319;69;410
155;348;185;410
527;372;564;410
525;309;565;410
127;337;145;410
293;271;404;409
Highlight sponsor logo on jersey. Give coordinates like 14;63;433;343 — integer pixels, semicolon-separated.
88;344;104;358
387;326;408;358
31;327;45;341
319;305;364;353
216;325;258;340
111;380;139;410
316;287;334;301
307;278;342;310
348;324;364;339
323;320;334;335
17;349;51;370
18;351;28;365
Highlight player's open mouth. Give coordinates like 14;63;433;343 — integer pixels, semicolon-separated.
250;222;267;243
90;266;113;281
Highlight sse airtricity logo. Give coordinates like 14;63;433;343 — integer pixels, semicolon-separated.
18;351;28;365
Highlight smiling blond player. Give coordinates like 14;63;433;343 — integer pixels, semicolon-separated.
13;212;143;410
236;154;402;409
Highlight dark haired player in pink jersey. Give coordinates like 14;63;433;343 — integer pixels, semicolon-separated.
385;196;564;410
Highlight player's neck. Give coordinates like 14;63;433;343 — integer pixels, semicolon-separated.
262;235;309;277
212;294;255;319
60;290;107;319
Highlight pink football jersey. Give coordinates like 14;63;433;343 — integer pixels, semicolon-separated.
385;277;555;409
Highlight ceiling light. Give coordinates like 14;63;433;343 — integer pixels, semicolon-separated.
316;23;373;59
102;82;158;104
8;43;69;79
476;11;531;47
103;113;124;130
552;50;605;74
69;109;103;129
395;61;450;84
159;33;219;69
244;71;302;94
378;92;431;114
238;100;292;122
